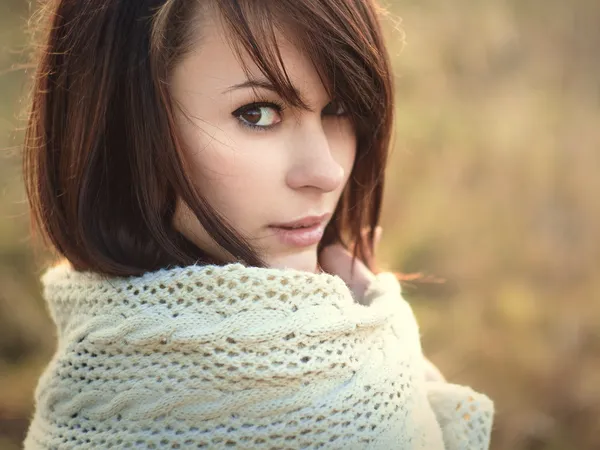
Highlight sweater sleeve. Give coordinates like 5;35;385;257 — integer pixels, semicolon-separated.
363;273;495;450
426;381;494;450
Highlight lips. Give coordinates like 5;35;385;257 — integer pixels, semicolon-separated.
268;213;330;247
270;213;331;230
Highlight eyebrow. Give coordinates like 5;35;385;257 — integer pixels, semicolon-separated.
223;79;305;105
223;79;280;94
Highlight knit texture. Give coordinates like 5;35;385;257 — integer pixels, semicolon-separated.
24;262;494;449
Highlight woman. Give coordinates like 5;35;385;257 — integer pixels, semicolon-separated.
22;0;494;448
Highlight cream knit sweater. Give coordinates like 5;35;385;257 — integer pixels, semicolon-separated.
24;262;494;449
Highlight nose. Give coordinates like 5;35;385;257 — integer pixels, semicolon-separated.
285;123;346;193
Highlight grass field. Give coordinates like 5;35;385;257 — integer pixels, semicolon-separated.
1;0;599;449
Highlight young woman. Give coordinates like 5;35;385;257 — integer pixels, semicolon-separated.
22;0;494;448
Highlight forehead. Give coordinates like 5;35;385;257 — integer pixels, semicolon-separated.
172;8;327;103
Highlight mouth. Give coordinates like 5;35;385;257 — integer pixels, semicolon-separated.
268;213;331;247
270;213;331;230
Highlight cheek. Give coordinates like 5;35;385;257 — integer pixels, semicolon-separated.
178;122;279;226
330;120;358;185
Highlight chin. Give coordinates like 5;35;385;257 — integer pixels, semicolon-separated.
267;248;319;273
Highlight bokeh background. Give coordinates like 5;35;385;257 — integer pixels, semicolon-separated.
1;0;599;448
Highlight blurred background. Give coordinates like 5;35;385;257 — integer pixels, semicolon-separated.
1;0;599;448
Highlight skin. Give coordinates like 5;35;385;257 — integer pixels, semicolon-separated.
170;8;356;274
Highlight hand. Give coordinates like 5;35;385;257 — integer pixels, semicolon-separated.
318;227;382;303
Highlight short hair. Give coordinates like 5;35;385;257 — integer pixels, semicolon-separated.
23;0;394;276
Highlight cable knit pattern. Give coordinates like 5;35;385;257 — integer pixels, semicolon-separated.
23;262;494;449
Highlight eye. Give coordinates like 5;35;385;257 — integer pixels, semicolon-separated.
322;100;347;116
232;102;283;130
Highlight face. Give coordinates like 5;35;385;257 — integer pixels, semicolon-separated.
170;9;356;273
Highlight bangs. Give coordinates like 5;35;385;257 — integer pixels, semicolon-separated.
214;0;391;140
212;0;394;266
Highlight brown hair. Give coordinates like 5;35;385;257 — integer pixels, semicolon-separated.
23;0;394;277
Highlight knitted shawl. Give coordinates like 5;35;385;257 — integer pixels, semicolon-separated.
24;262;494;449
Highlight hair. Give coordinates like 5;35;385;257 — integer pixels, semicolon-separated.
22;0;395;277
